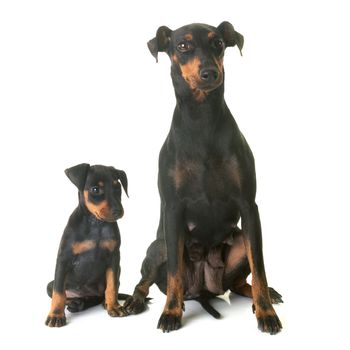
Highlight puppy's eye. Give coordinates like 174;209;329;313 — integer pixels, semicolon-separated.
90;186;104;195
214;39;224;49
177;42;192;53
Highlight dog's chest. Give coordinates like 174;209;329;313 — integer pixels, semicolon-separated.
170;154;241;199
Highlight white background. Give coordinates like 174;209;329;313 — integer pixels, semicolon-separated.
1;0;349;349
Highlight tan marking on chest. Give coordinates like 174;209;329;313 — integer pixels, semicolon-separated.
170;161;201;190
226;156;242;189
72;240;96;255
99;239;117;252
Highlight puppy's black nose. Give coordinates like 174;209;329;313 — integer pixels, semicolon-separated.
200;68;219;83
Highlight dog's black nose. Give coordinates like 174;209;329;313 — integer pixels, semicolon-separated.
200;68;219;83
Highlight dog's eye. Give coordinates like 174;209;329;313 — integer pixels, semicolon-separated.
177;42;192;53
214;39;224;49
90;186;104;195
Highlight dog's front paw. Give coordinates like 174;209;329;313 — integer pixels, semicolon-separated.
157;311;182;333
45;314;66;327
124;296;146;314
107;304;128;317
256;308;282;335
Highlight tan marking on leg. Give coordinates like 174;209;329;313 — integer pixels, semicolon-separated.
231;280;253;298
225;235;246;272
163;273;184;317
163;236;184;316
105;268;116;308
105;268;127;317
244;239;275;318
48;291;66;317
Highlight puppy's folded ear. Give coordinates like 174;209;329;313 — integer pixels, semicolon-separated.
217;21;244;55
110;167;129;197
117;170;128;197
65;163;90;190
147;26;172;62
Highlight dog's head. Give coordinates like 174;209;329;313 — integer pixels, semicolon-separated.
65;163;128;222
148;21;243;102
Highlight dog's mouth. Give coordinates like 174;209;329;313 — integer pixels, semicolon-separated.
185;72;223;95
196;76;223;92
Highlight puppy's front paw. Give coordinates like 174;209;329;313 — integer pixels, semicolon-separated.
45;314;66;327
107;304;128;317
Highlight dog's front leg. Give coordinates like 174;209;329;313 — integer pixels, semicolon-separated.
157;205;185;333
240;201;282;335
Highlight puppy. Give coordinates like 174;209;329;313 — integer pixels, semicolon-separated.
46;163;128;327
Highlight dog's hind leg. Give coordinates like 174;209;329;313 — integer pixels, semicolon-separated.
223;231;283;304
124;239;167;314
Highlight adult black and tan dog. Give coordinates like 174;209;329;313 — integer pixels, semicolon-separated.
124;22;283;334
46;163;128;327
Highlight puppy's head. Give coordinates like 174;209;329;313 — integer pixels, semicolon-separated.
147;21;243;101
65;163;128;222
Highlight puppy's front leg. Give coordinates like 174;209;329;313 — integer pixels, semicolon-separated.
105;252;128;317
46;259;68;327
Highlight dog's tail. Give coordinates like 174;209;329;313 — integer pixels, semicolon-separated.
195;296;221;319
118;293;152;302
118;293;132;300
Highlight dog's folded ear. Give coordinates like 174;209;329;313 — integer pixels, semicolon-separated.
65;163;90;191
217;21;244;56
147;26;172;62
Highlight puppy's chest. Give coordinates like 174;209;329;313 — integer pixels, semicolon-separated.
71;225;119;256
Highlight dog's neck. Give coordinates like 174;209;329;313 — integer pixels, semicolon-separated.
170;78;233;147
172;70;226;119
